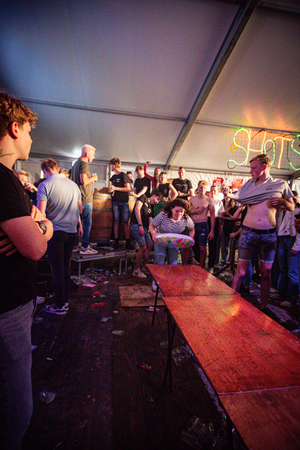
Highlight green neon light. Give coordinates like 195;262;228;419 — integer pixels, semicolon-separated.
289;135;300;170
263;140;275;165
228;128;249;166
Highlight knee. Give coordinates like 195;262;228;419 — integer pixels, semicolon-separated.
236;267;247;279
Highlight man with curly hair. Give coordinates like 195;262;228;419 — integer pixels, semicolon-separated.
0;91;53;449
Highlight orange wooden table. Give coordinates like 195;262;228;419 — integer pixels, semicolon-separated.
163;294;300;449
147;264;239;325
220;387;300;450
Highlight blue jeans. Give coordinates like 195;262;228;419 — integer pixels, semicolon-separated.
112;202;130;223
47;231;77;308
154;242;179;265
131;224;151;247
81;202;93;248
0;301;34;450
277;236;300;305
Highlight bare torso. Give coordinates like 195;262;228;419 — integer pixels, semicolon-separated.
189;195;213;223
243;198;277;229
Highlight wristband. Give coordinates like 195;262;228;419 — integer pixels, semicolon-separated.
138;224;143;227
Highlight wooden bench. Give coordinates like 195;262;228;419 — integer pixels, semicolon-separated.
71;248;132;277
163;293;300;450
147;264;240;325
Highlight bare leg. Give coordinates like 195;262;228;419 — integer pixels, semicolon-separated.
123;222;130;239
114;221;119;239
143;246;151;265
232;260;250;293
135;246;146;270
199;245;206;268
260;261;272;310
183;248;190;265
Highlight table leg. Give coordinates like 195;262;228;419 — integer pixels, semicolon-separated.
163;310;177;392
125;253;128;273
78;261;81;278
226;414;234;450
151;281;159;326
118;256;122;275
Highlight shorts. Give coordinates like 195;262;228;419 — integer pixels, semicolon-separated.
130;224;151;248
238;226;277;264
195;221;209;247
112;202;130;223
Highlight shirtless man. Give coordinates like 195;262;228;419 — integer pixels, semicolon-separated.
231;154;294;310
189;180;215;267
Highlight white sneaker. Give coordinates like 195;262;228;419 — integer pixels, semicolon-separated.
80;245;98;255
280;300;293;308
152;280;157;292
36;296;45;305
270;292;280;299
73;245;81;252
132;269;147;279
270;287;277;294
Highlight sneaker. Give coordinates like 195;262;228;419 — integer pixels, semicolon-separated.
208;268;214;274
36;296;45;305
73;245;81;252
152;280;157;292
270;292;280;299
132;269;147;279
291;327;300;337
126;240;134;250
280;300;294;308
80;245;98;255
189;257;200;265
270;287;277;294
43;303;69;315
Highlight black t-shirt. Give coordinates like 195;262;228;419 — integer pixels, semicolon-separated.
0;163;37;314
131;194;153;228
172;178;192;199
158;183;170;198
110;172;130;203
134;176;151;197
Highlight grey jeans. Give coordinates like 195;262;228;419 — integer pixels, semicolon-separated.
0;300;34;450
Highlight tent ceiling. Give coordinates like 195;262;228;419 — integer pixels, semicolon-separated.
0;0;299;177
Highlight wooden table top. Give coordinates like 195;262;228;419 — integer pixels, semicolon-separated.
162;294;300;394
220;387;300;450
147;264;239;297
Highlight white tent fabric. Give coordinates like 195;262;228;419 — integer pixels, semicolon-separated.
0;0;299;180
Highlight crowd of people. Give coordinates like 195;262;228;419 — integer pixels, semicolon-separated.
1;91;300;449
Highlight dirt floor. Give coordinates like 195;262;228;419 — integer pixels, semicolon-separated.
21;252;299;450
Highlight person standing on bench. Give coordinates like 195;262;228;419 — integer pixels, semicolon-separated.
230;154;294;311
70;144;98;254
109;157;132;249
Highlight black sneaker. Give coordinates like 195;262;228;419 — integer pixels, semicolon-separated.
126;240;133;250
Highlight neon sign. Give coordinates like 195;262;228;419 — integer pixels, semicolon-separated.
228;128;300;170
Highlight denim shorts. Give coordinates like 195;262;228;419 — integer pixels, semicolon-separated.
131;224;151;248
112;201;130;223
238;226;277;263
195;221;209;246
